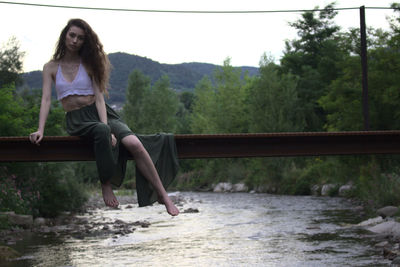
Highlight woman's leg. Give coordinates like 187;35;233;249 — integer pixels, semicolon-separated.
91;123;119;208
101;180;119;208
121;135;179;216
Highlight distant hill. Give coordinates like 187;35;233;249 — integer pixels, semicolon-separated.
20;52;259;106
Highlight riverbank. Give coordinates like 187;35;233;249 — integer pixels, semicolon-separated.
349;205;400;265
0;190;398;265
0;190;195;263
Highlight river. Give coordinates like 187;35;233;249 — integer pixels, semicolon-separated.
3;192;391;266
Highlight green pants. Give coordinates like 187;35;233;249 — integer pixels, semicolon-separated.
66;102;132;187
65;102;180;207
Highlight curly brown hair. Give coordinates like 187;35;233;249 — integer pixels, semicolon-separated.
52;18;111;95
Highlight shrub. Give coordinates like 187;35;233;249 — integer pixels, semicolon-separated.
34;163;88;217
355;161;400;208
1;163;88;218
0;165;40;216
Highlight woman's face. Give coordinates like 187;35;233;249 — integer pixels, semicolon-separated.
65;25;85;53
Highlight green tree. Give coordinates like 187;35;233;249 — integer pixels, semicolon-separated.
141;75;179;133
191;58;248;134
0;86;25;136
320;24;400;131
123;70;179;134
281;3;343;131
248;55;304;132
388;3;400;47
244;55;305;194
214;58;248;133
318;55;362;131
123;69;151;132
190;76;217;133
0;37;25;87
176;91;195;134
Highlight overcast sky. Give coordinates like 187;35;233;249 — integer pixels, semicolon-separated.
0;0;397;72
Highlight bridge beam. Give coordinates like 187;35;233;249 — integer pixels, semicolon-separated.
1;131;400;162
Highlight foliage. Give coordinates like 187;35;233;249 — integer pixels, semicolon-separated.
123;69;151;132
213;58;248;133
140;75;179;133
176;91;195;134
318;56;363;131
33;163;88;217
190;58;248;134
0;162;89;218
0;36;25;87
123;70;179;134
247;55;304;132
280;3;343;131
355;159;400;208
320;28;400;131
0;167;39;215
190;76;217;133
0;86;25;136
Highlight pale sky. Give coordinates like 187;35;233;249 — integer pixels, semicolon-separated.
0;0;397;72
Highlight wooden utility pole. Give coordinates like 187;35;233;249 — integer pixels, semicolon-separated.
360;6;370;130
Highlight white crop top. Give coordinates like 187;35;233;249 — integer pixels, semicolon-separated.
55;63;94;100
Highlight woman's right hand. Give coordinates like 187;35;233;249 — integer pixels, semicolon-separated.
111;133;117;147
29;130;43;145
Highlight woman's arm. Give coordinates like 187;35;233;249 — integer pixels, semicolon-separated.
29;62;53;145
93;82;107;124
94;82;116;146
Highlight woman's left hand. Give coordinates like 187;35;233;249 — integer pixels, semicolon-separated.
111;133;117;147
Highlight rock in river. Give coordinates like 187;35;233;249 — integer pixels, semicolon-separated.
367;221;400;238
377;206;399;218
0;245;20;261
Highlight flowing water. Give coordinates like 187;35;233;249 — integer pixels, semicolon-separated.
3;192;391;266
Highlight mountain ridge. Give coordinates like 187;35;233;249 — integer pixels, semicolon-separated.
20;52;259;105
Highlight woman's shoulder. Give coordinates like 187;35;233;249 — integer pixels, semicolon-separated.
43;60;59;73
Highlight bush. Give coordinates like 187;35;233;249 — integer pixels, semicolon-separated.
34;163;88;217
355;160;400;208
1;163;88;218
0;165;40;216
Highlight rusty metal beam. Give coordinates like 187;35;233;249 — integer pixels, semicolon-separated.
1;131;400;162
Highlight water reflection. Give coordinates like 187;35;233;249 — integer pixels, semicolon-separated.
6;192;391;266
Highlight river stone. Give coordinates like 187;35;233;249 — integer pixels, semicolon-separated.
33;217;46;227
8;214;33;228
367;221;400;238
183;208;199;213
338;184;353;196
213;182;232;192
0;245;20;261
0;211;13;224
357;216;383;227
232;183;248;192
132;220;150;228
114;219;127;225
375;241;389;247
310;185;320;196
255;185;269;193
392;256;400;264
321;184;336;196
377;206;399;218
0;211;15;217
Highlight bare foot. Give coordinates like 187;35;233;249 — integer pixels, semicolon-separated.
159;194;179;216
101;181;119;208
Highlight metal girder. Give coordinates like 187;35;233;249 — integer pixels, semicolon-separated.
1;131;400;162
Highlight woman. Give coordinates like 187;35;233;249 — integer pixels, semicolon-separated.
29;18;179;216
